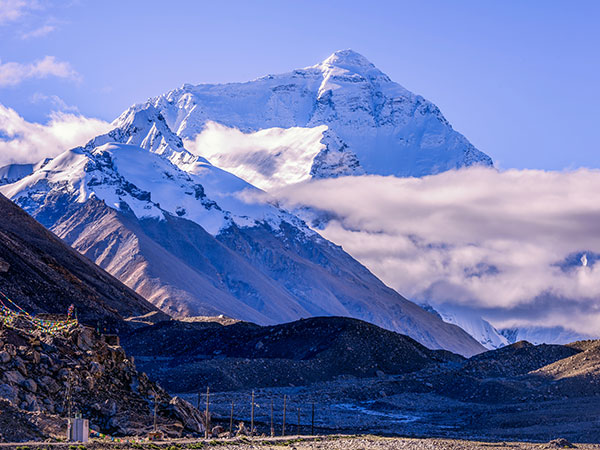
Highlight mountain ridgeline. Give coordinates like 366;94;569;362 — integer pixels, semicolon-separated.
0;50;492;357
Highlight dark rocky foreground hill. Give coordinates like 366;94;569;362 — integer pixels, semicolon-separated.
123;316;463;392
0;193;168;333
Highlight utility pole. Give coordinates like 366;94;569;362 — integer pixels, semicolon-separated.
270;398;274;437
282;395;287;437
311;401;315;436
205;386;210;439
250;390;255;437
229;400;234;437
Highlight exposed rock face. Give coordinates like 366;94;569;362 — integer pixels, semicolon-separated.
0;324;204;441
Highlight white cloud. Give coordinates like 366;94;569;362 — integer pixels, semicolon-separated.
20;23;55;39
30;92;78;112
0;104;111;165
0;0;38;25
184;121;327;190
0;56;80;87
263;168;600;336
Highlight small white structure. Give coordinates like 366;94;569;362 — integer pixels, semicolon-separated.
67;418;89;442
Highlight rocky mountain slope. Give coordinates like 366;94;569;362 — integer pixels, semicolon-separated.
0;193;206;441
0;324;204;441
120;49;493;189
0;193;166;333
0;120;485;357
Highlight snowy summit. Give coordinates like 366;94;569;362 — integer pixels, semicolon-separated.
115;49;493;190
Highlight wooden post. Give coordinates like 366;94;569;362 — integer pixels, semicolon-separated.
297;407;300;436
205;386;210;439
311;401;315;436
270;398;274;437
282;395;287;436
250;390;255;437
153;392;158;432
229;400;234;437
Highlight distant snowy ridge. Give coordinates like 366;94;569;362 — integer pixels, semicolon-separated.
117;49;492;190
422;304;508;350
500;326;594;346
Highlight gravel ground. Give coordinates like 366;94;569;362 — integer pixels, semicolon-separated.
177;379;600;443
0;435;598;450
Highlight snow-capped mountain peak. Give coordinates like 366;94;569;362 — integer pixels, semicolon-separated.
315;49;392;85
103;49;492;192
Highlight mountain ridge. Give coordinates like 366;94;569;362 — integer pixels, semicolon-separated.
0;129;485;356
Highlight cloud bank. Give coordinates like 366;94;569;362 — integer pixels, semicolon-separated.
0;56;80;87
0;104;111;165
265;168;600;335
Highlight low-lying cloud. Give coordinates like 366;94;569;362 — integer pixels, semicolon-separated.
0;104;111;165
265;168;600;335
184;121;326;190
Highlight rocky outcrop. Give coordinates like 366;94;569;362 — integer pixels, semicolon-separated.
0;324;204;442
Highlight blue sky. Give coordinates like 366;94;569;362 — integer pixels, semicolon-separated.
0;0;599;170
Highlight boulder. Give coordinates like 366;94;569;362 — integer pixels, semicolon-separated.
39;375;61;394
21;378;37;393
0;383;18;404
547;438;576;448
21;393;40;412
0;350;10;363
4;344;16;356
4;370;25;385
76;327;95;351
168;396;205;433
